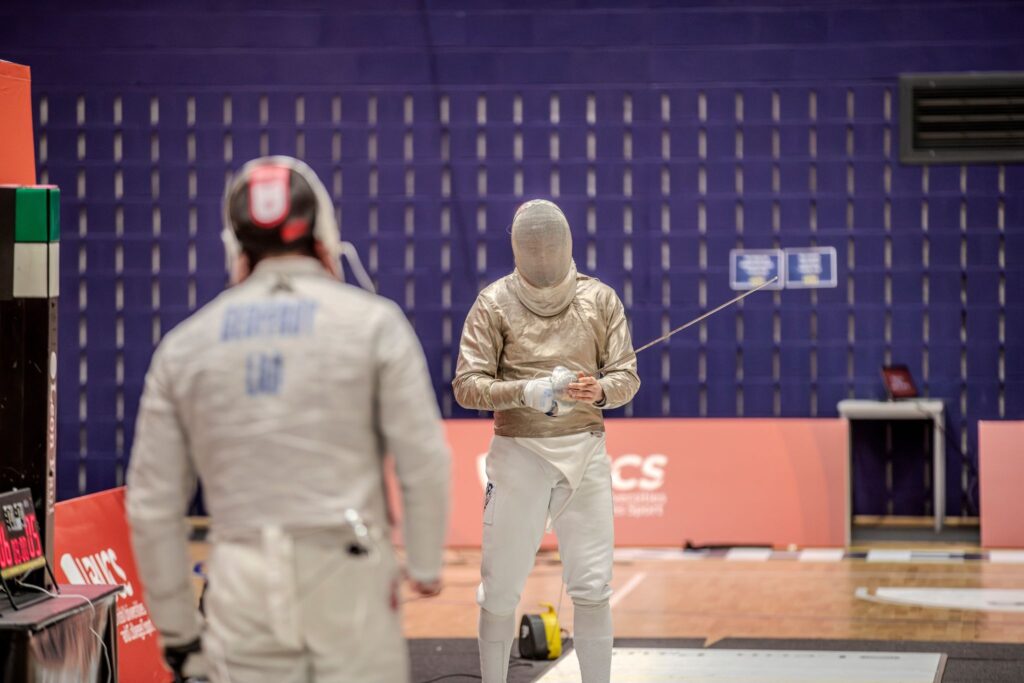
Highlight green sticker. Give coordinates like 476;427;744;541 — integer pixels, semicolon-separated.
14;188;48;243
48;187;60;242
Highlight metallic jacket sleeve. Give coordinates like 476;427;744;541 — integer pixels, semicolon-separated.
597;289;640;410
452;296;528;411
126;343;203;647
376;302;451;582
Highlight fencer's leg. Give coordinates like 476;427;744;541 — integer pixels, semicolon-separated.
203;542;310;683
571;602;613;683
301;533;409;683
479;609;516;682
478;437;559;683
551;449;614;683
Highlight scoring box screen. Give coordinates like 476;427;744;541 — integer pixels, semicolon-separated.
0;489;45;580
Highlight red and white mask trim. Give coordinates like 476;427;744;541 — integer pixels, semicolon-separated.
248;165;291;228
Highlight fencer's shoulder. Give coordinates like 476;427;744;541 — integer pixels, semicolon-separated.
306;279;412;330
312;277;391;311
576;275;622;304
474;275;515;311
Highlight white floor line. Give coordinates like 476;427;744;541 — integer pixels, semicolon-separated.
725;547;774;561
538;647;945;682
609;571;646;609
857;586;1024;613
867;549;914;563
798;548;845;562
990;550;1024;564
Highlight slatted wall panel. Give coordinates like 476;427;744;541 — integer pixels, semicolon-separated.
14;0;1024;513
34;84;1022;513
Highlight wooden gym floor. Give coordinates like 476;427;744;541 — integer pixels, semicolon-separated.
188;541;1024;645
398;547;1024;645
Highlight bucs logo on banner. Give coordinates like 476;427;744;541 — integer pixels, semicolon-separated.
54;488;172;682
386;419;847;549
610;454;669;519
424;419;848;549
474;450;669;518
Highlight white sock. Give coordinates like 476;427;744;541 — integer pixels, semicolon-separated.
478;608;515;683
572;602;612;683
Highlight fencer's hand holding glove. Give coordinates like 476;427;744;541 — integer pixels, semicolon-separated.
568;373;605;405
523;378;555;414
165;638;207;683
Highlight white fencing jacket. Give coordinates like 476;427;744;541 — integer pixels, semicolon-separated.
126;256;450;645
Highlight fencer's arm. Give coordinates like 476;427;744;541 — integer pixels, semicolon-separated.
125;343;203;649
376;302;451;583
597;290;641;409
452;296;528;411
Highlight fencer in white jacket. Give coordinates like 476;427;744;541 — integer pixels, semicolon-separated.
126;157;450;683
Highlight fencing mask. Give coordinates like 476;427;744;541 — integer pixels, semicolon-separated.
222;156;377;291
222;156;342;281
510;199;577;317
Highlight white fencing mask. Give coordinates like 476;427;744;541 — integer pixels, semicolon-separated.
510;200;577;317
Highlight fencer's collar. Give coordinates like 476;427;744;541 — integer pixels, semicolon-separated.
250;256;332;279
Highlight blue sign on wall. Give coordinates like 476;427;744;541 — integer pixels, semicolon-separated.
784;247;838;289
729;249;785;291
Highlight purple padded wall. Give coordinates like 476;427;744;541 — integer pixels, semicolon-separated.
3;0;1023;516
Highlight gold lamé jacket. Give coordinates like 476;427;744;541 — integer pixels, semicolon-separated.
453;273;640;437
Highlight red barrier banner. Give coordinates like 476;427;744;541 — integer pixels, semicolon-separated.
49;420;846;683
54;487;171;682
432;418;848;549
0;60;36;185
980;420;1024;548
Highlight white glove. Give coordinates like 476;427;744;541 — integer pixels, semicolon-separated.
552;398;576;417
523;378;555;414
549;366;578;417
550;366;577;402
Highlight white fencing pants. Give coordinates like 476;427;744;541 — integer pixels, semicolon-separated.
203;530;407;683
477;435;614;683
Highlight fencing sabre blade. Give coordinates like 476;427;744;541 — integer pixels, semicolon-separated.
599;275;780;374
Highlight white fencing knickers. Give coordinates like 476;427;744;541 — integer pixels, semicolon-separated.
477;434;614;683
203;527;407;683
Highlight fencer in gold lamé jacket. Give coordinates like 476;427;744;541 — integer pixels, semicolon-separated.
453;271;640;438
